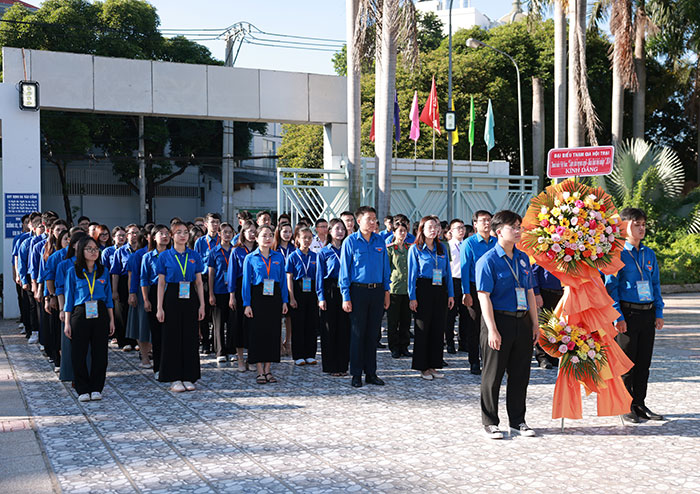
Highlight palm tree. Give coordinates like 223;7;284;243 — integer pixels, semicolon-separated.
347;0;362;211
609;0;637;145
353;0;418;220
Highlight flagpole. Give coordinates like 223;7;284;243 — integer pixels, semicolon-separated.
414;140;417;163
470;145;472;163
432;127;435;165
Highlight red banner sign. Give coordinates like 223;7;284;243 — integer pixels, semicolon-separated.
547;146;615;179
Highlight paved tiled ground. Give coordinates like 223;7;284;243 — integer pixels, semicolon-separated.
2;293;699;494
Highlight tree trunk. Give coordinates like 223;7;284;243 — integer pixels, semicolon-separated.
346;0;362;211
554;0;566;148
632;4;646;139
138;115;147;225
53;160;73;224
612;60;624;146
375;0;396;221
532;77;545;187
146;161;155;223
567;0;582;147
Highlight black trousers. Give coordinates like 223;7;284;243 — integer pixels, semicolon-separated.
348;284;384;377
39;295;49;348
211;292;235;357
290;279;319;360
248;283;282;364
615;306;656;407
481;312;533;427
146;285;163;374
70;302;109;395
16;283;27;327
114;275;136;348
445;278;469;350
159;283;201;383
320;279;350;373
387;293;411;352
412;279;447;371
25;288;39;336
233;278;248;349
48;307;62;366
200;274;213;352
467;283;483;366
535;288;563;365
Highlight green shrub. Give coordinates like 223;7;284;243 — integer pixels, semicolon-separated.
645;233;700;284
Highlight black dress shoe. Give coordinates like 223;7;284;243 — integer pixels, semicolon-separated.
470;363;482;375
633;405;664;421
538;360;553;369
447;346;457;354
401;348;412;357
622;411;640;423
365;375;385;386
351;376;363;388
390;349;401;359
442;359;449;367
377;342;387;349
458;346;468;353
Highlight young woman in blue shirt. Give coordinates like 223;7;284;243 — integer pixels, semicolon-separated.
208;223;235;363
38;220;68;369
273;222;295;356
63;236;115;402
408;216;455;380
110;223;140;351
156;221;205;393
286;226;320;366
42;228;70;371
140;225;171;378
316;218;350;376
243;225;289;384
126;229;151;368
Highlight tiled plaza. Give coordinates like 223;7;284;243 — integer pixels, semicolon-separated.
1;293;699;494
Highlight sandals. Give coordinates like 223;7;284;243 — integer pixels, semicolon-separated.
265;373;277;383
256;374;267;385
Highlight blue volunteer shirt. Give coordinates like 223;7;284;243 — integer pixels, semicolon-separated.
208;245;234;295
338;231;391;302
127;247;148;294
228;245;253;286
285;249;318;281
460;233;498;293
604;241;664;321
55;257;76;297
42;247;68;296
12;231;30;263
194;233;220;273
63;265;114;313
101;245;118;273
531;265;562;295
276;243;296;265
17;235;36;285
156;247;204;283
242;248;289;306
28;236;47;282
140;249;163;287
385;232;416;245
475;243;533;312
407;243;455;301
315;244;342;302
110;244;137;276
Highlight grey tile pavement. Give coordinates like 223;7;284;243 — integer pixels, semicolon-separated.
1;293;699;494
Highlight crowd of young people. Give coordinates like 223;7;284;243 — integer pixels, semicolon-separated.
10;205;664;436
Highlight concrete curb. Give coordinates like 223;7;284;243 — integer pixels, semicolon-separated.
661;284;700;294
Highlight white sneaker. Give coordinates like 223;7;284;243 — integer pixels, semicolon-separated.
294;359;306;366
228;354;237;362
28;332;39;344
122;344;133;352
18;322;25;329
19;326;26;335
154;371;160;381
431;371;445;379
484;425;504;439
183;381;196;391
420;372;434;381
170;381;186;393
54;366;60;373
90;392;102;401
217;356;227;363
305;358;317;365
510;423;536;437
78;393;91;402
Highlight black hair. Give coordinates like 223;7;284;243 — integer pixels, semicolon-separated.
29;212;41;222
449;218;465;229
315;218;328;227
88;221;100;228
620;207;647;222
188;226;204;249
21;213;30;223
149;224;171;251
234;220;257;248
325;218;347;245
238;210;253;221
74;236;104;278
354;206;376;218
490;210;522;234
43;220;69;261
464;224;474;235
384;215;393;222
256;210;271;221
340;210;354;218
66;231;87;259
169;216;183;225
205;212;222;222
472;210;492;225
77;215;90;224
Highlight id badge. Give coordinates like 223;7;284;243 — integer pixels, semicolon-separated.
263;279;275;296
432;269;443;286
636;280;652;302
515;287;528;310
179;281;190;299
85;300;98;319
302;277;312;292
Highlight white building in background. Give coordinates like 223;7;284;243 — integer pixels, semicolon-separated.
414;0;526;33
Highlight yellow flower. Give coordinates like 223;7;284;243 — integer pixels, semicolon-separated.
560;218;570;227
551;207;561;217
581;344;591;353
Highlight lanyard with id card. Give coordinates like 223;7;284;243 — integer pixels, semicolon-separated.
296;251;312;292
262;254;275;296
631;249;653;302
430;248;443;286
221;248;230;285
504;256;528;310
84;270;99;319
175;251;190;299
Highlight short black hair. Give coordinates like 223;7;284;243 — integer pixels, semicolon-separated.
340;211;354;218
21;213;30;223
238;210;253;221
29;212;41;222
256;210;271;220
393;213;409;224
88;221;100;228
354;206;376;219
620;207;647;222
77;215;90;224
315;218;328;227
205;212;222;222
490;210;522;234
472;210;492;225
384;215;393;222
449;218;465;229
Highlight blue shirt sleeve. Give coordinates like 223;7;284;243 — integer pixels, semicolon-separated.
475;254;494;294
407;245;419;301
242;256;253;307
650;251;664;319
382;242;391;292
604;272;623;322
338;237;353;302
460;239;470;293
316;251;327;302
444;252;454;298
280;256;289;304
226;250;237;293
64;268;76;313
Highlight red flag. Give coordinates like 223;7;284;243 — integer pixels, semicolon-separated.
370;112;376;142
420;76;441;136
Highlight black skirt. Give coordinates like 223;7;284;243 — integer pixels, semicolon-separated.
320;278;350;373
159;282;201;383
247;282;282;364
412;278;448;371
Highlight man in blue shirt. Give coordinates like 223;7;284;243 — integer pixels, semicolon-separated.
339;206;391;388
476;210;538;439
605;208;665;423
460;210;497;375
193;212;221;355
12;214;32;333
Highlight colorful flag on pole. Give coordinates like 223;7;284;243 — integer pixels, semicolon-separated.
468;95;475;147
393;91;401;143
409;91;420;142
370;112;375;142
420;76;441;136
484;98;495;152
449;101;459;146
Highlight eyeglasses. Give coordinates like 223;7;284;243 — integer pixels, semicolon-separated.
84;247;100;253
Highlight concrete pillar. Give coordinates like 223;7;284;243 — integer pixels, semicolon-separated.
324;123;348;171
0;83;41;319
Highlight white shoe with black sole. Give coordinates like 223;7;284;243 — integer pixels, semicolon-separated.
510;423;536;437
484;425;504;439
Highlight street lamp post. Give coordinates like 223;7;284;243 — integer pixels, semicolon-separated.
447;0;455;221
466;37;525;176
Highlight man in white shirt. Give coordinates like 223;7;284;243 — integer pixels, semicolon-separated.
446;219;471;354
310;218;328;253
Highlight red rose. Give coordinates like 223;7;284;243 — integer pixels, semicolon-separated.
610;242;616;251
600;205;606;212
566;341;575;350
541;219;549;227
565;248;575;256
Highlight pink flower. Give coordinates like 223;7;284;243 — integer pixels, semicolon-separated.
551;233;561;242
566;341;575;350
555;226;566;235
548;336;557;344
575;200;584;208
608;235;615;242
546;250;556;260
605;226;612;234
588;350;597;359
571;356;580;364
561;335;571;344
558;344;568;354
540;219;549;227
551;243;562;253
563;254;572;262
578;244;586;251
